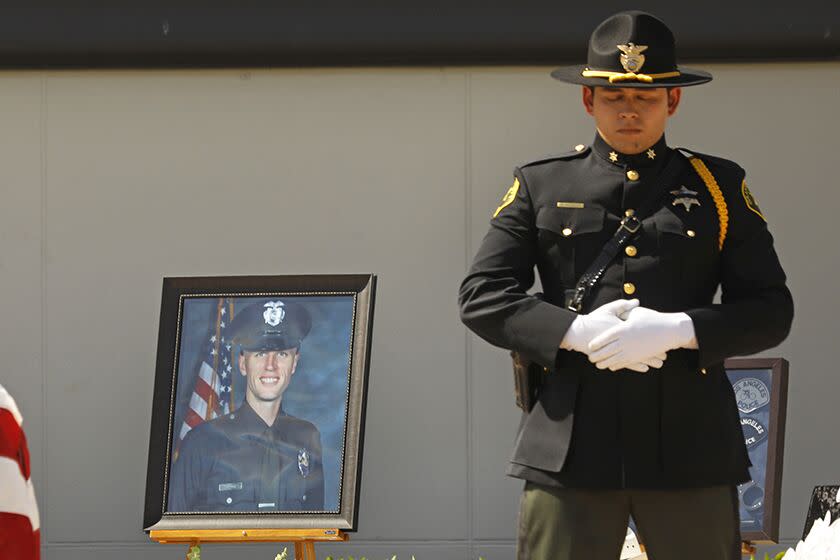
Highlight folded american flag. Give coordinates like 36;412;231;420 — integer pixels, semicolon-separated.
0;383;40;560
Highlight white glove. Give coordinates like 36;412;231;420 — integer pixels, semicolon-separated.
587;307;698;372
560;299;666;373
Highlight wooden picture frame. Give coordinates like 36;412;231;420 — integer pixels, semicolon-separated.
724;357;789;543
143;274;376;533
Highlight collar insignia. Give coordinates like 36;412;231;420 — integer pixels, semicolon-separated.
617;43;648;73
670;186;701;212
609;151;619;163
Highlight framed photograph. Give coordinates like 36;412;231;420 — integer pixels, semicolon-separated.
143;274;376;532
725;357;789;543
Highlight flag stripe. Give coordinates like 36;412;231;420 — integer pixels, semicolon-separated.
0;384;23;426
0;515;40;560
0;454;40;530
193;376;215;404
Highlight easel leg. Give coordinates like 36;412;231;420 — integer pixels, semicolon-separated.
294;540;316;560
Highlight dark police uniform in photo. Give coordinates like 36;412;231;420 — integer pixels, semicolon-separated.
168;300;325;512
458;11;793;560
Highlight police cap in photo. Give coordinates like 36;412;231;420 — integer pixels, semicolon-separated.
229;299;312;352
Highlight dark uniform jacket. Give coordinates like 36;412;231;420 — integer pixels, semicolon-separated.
168;401;324;511
458;134;793;489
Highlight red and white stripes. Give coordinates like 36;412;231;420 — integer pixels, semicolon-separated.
0;383;41;560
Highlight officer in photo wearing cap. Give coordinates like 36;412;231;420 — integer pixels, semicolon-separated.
169;299;324;512
459;10;793;560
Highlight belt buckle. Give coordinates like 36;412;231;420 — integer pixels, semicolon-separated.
620;215;641;233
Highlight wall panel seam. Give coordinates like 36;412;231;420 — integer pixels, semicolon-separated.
39;71;49;545
463;69;475;555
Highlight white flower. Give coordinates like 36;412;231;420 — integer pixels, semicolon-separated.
784;511;840;559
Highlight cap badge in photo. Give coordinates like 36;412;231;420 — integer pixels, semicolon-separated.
263;300;286;326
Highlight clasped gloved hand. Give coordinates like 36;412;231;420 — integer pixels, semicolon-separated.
587;306;698;372
560;299;667;373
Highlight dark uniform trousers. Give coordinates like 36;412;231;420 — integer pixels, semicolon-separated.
458;134;793;559
518;482;740;560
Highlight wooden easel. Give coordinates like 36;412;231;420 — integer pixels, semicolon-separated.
150;528;348;560
638;541;757;558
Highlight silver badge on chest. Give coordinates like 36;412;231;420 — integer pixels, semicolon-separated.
298;448;311;478
670;186;701;212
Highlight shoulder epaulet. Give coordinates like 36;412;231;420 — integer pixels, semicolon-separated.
676;148;744;175
519;145;590;169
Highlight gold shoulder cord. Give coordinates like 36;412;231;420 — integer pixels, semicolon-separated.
688;158;729;251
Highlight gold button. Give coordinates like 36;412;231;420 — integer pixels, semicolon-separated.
700;368;707;375
626;170;640;181
625;209;635;217
625;245;638;257
687;229;696;238
574;144;585;152
623;282;636;295
562;227;573;237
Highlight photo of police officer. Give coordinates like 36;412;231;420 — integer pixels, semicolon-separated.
166;296;354;513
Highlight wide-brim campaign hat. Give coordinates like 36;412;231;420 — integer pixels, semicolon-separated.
230;299;312;352
551;11;712;88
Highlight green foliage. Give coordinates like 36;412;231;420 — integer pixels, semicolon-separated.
187;545;201;560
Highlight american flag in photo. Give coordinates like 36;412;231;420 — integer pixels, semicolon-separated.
177;298;237;443
0;383;41;560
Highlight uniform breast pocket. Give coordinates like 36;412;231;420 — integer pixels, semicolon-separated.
535;206;606;286
655;211;719;292
207;478;255;511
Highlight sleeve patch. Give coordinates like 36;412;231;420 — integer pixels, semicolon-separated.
741;179;766;222
493;178;520;218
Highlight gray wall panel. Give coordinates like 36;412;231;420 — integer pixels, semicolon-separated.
0;74;46;536
41;69;468;542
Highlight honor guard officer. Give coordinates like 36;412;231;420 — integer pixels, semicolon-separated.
458;11;793;560
169;299;324;512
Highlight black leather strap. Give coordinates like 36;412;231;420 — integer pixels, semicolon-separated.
564;151;687;312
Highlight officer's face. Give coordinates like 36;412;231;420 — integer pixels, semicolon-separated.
239;348;300;402
583;86;681;154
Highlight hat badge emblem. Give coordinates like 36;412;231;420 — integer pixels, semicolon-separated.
263;301;286;327
617;43;648;73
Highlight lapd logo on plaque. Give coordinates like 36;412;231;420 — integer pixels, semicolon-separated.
740;417;768;449
733;377;770;413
